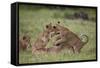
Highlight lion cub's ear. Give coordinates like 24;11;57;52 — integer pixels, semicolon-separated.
46;25;49;29
53;26;56;29
46;23;52;29
57;21;60;24
23;36;26;40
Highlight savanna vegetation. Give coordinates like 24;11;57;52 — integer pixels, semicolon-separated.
19;4;96;64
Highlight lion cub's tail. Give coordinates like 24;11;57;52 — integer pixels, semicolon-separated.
80;34;89;45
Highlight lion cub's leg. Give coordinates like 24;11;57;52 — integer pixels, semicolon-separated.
73;44;83;54
54;37;66;46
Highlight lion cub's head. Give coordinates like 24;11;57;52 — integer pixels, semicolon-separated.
45;23;54;33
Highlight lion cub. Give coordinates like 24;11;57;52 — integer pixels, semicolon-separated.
19;35;30;51
52;21;89;53
32;23;54;54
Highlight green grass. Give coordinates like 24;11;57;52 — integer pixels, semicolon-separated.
19;5;96;64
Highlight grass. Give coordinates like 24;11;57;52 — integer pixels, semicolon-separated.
19;5;96;64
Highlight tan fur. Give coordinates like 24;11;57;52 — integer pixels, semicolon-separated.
46;46;62;53
52;21;88;53
32;23;54;54
19;35;30;51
